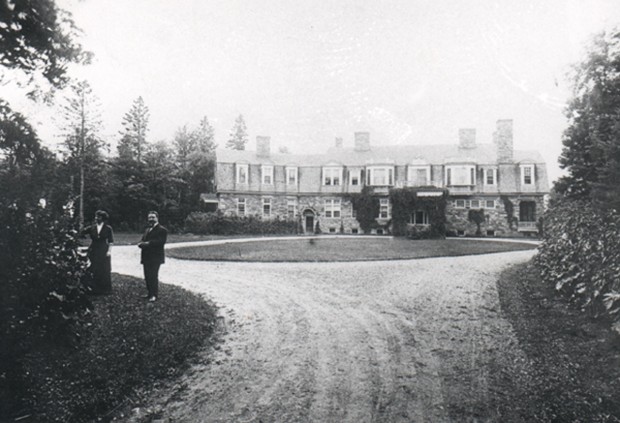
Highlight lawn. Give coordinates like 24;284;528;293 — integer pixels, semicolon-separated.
167;237;537;262
2;276;218;423
491;263;620;421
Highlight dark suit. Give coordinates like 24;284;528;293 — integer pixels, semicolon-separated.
140;224;167;298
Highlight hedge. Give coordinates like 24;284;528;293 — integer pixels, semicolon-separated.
534;198;620;322
185;211;300;235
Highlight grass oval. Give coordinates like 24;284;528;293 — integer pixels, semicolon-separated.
167;237;536;262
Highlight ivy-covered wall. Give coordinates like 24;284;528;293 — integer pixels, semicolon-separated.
389;188;448;238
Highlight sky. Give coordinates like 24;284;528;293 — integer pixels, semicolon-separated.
9;0;620;183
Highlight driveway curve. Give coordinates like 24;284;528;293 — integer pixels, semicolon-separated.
112;240;536;423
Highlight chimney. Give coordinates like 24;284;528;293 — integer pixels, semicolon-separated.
256;136;271;157
354;132;370;152
493;119;513;162
458;128;476;149
335;137;343;148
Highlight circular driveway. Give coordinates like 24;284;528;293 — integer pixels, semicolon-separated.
113;239;536;423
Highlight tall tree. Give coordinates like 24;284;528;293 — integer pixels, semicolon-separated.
194;116;217;154
59;80;106;227
226;114;248;150
118;96;150;162
556;28;620;210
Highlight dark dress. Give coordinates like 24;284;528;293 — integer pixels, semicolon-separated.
84;224;114;294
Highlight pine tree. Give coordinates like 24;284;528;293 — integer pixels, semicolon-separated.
225;114;248;150
118;96;150;162
59;80;106;228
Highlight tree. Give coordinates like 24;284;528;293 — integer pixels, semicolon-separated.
556;28;620;210
58;80;106;227
118;96;149;162
226;114;248;150
0;0;90;95
173;117;217;216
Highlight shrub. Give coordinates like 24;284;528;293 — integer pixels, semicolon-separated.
0;202;91;419
185;211;298;235
534;197;620;321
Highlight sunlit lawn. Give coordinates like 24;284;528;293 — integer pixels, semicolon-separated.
167;237;537;262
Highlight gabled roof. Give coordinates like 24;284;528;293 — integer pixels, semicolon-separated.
216;144;546;166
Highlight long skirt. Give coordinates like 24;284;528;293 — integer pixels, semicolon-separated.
89;254;112;294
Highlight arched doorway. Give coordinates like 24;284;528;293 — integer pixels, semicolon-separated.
303;209;315;234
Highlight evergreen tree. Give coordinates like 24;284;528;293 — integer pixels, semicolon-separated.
58;80;107;227
557;28;620;210
118;96;150;162
225;114;248;150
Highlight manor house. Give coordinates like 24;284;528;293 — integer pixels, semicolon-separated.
214;119;549;236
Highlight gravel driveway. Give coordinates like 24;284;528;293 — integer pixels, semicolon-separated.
113;242;536;423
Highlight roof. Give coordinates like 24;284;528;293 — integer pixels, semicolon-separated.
216;144;546;166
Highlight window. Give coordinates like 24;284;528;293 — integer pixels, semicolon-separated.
455;199;466;209
379;198;391;218
521;165;534;185
445;165;476;186
349;169;361;186
262;165;274;185
485;200;495;209
367;166;394;186
323;167;342;186
237;198;246;216
236;164;248;184
262;198;271;217
287;198;297;218
324;199;341;218
470;200;480;209
286;167;298;185
407;166;430;186
410;210;429;225
484;168;497;185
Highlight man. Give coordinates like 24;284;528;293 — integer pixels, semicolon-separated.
138;211;168;302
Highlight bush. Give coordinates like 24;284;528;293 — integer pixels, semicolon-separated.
406;225;435;240
534;197;620;322
185;211;299;235
0;202;91;419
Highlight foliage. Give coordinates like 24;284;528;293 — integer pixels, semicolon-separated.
225;114;248;150
185;211;299;235
389;187;448;238
501;195;517;229
117;96;149;162
534;197;620;322
556;28;620;210
347;186;381;233
0;202;91;419
467;209;486;236
58;80;107;227
0;0;89;95
1;275;218;423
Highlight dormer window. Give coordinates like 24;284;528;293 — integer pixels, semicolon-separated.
367;166;394;186
484;168;497;186
261;165;274;185
407;165;431;186
349;169;361;186
445;165;476;186
520;164;534;185
323;167;342;186
236;164;249;184
286;166;298;185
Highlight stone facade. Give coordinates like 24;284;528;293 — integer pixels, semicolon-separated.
214;119;549;237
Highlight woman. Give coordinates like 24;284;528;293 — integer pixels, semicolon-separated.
83;210;114;294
